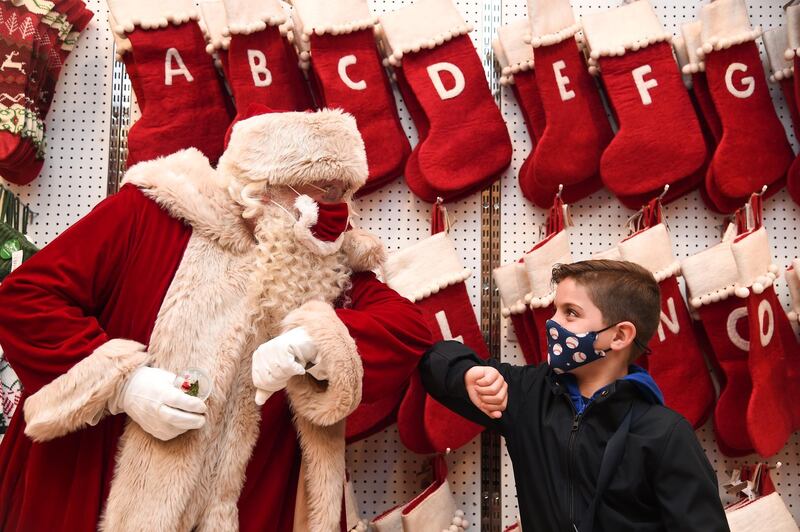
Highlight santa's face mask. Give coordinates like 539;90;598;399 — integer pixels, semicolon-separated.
277;194;349;256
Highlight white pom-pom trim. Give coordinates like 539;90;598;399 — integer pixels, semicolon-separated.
681;61;706;75
789;311;799;323
653;261;682;283
387;23;474;65
785;48;800;62
441;508;470;532
690;284;738;309
696;26;762;60
588;32;672;61
112;10;200;35
525;291;556;310
770;66;795;83
223;12;288;36
524;22;582;48
405;269;473;304
300;16;379;39
501;300;528;317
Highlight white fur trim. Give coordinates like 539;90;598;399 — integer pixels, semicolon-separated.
219;109;369;197
292;195;347;257
680;20;705;74
763;27;794;82
378;0;473;66
592;246;621;260
786;260;800;315
697;0;761;60
401;480;457;531
199;1;231;53
493;262;530;317
617;224;681;282
496;18;534;82
222;0;287;36
681;242;739;308
731;227;780;297
787;5;800;61
291;0;377;40
523;230;571;308
23;339;150;442
526;0;580;48
383;232;471;303
106;0;199;35
108;13;132;60
581;0;671;61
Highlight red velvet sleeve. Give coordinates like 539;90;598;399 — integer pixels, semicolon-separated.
336;271;433;403
0;186;143;394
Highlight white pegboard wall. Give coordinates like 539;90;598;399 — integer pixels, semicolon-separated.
498;0;800;527
0;0;112;248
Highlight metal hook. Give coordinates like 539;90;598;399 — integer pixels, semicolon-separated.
657;184;670;202
556;184;564;200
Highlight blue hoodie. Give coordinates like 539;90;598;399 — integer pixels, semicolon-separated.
557;364;664;414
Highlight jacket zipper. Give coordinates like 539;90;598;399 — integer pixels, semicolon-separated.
563;394;597;531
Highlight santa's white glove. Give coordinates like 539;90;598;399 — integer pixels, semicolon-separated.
108;366;207;441
252;327;325;406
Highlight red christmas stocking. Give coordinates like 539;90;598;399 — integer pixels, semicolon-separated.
785;7;800;207
493;19;546;206
494;260;540;365
618;222;715;428
698;0;794;206
787;260;800;339
763;28;800;141
526;0;609;205
223;0;312;114
679;21;723;144
385;231;489;453
107;0;231;166
523;228;572;367
292;0;409;195
683;235;753;456
581;1;706;200
380;0;511;202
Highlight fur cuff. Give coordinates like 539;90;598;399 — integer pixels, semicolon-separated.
108;13;132;60
341;228;386;273
680;21;705;74
291;0;377;40
383;232;472;303
697;0;761;60
787;261;800;321
523;230;571;308
787;5;800;60
378;0;473;66
731;227;780;298
107;0;198;35
617;224;681;282
222;0;287;36
23;339;150;442
283;301;363;426
526;0;580;48
199;1;231;53
494;19;534;86
763;27;793;82
681;242;739;308
582;1;671;61
493;262;530;317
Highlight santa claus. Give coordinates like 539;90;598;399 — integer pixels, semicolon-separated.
0;109;432;531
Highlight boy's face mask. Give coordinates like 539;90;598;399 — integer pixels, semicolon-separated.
545;319;614;374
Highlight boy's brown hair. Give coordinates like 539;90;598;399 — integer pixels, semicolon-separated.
551;260;661;363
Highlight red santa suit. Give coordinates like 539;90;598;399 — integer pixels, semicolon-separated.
0;111;432;531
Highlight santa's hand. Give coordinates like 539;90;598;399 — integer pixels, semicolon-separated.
252;327;321;406
108;366;207;441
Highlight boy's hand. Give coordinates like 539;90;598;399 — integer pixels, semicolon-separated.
465;366;508;419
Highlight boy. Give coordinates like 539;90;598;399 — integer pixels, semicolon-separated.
420;260;728;532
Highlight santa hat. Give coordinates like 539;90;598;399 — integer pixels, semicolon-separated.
218;109;369;198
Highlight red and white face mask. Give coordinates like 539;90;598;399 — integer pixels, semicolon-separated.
283;194;350;256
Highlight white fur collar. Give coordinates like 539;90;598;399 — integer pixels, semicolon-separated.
121;148;386;271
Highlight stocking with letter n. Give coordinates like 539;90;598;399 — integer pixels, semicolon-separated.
682;225;753;456
522;194;572;366
730;197;800;458
581;0;706;208
697;0;794;213
386;205;489;454
291;0;410;195
106;0;232;167
616;200;715;428
379;0;511;203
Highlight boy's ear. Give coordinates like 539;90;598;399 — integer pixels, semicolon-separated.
610;321;638;352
